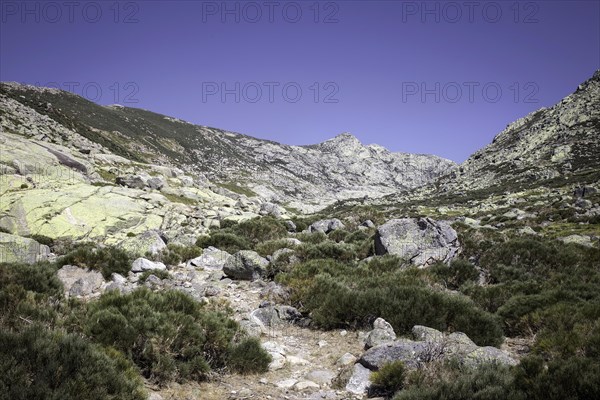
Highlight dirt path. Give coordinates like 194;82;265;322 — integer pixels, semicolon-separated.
153;270;367;400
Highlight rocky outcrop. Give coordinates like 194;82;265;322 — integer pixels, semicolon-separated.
359;325;516;372
374;218;460;266
223;250;269;281
0;233;51;264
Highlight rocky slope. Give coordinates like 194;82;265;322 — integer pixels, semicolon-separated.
0;82;455;212
0;92;269;247
377;70;600;207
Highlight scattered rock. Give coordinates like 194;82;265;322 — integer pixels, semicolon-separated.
131;258;167;273
305;370;336;386
294;380;320;391
345;363;372;395
336;353;357;367
308;218;345;234
365;317;396;349
223;250;269;281
188;246;231;270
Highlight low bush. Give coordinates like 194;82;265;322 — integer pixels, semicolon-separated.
395;362;523;400
155;243;202;265
370;361;406;398
0;325;146;400
59;244;131;279
0;262;63;328
196;232;251;254
295;242;358;263
138;269;170;283
74;288;241;385
255;239;296;257
227;337;271;374
429;259;479;290
279;259;503;346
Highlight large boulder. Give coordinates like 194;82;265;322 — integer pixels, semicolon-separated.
360;340;430;370
308;218;345;234
374;218;460;267
0;233;51;264
118;230;167;258
187;246;231;270
223;250;269;281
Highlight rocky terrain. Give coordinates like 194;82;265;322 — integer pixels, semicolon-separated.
0;70;599;400
0;82;455;213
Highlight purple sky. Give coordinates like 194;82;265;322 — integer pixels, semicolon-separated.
1;0;599;162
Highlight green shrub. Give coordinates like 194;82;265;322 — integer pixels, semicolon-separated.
235;217;288;245
0;325;146;400
395;362;524;400
59;244;131;279
429;259;479;290
255;239;296;257
227;337;272;374
328;229;349;242
370;361;406;398
196;232;251;254
296;242;358;263
0;262;63;328
279;259;503;346
155;243;202;265
76;288;239;385
513;355;600;400
138;269;170;283
295;231;328;244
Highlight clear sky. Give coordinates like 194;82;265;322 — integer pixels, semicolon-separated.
1;0;599;162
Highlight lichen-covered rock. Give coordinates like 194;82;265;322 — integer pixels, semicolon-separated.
0;233;51;264
131;257;167;273
250;305;302;328
360;340;429;370
374;218;460;267
365;318;397;349
188;246;231;270
308;218;345;234
118;230;167;258
223;250;269;281
412;325;444;342
463;346;518;367
345;363;372;395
